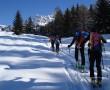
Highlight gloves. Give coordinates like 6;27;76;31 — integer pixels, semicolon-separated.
88;42;91;47
68;45;71;48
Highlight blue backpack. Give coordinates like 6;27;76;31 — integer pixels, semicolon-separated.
75;31;81;37
81;31;89;39
76;31;89;47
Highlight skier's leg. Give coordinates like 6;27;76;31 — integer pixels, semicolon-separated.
80;47;85;67
57;43;60;52
75;47;79;67
89;50;95;81
88;48;90;59
75;47;79;62
79;47;85;72
51;41;55;51
56;43;59;53
96;51;102;83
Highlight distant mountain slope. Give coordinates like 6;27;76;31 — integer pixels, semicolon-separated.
33;15;54;26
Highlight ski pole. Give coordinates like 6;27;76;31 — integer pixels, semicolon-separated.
60;42;63;51
102;44;105;69
69;47;71;54
101;54;104;69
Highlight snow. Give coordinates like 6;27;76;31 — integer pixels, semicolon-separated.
33;15;54;26
0;25;7;31
0;25;7;28
0;31;110;90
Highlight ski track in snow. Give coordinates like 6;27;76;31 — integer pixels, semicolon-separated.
0;31;110;90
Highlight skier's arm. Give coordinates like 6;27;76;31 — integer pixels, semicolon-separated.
68;37;76;48
84;34;90;43
101;36;107;43
59;38;61;43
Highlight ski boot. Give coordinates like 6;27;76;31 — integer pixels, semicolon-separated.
90;77;96;87
52;48;55;52
76;61;80;69
56;50;59;54
80;65;85;73
96;79;102;87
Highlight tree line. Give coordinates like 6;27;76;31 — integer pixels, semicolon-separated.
13;0;110;36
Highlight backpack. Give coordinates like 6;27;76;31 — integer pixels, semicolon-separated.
76;31;89;47
55;38;60;44
81;31;89;39
75;31;81;37
90;32;101;50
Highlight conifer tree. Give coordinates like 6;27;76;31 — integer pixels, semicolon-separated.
94;0;110;33
78;5;89;31
87;4;95;31
75;4;80;30
25;17;35;34
54;8;64;37
63;8;72;36
13;10;23;35
70;5;77;33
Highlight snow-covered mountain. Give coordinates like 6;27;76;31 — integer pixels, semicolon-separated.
0;25;11;31
33;14;54;26
0;25;7;31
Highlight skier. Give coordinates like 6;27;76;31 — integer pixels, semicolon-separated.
88;29;107;86
68;30;89;71
49;35;56;51
55;35;61;53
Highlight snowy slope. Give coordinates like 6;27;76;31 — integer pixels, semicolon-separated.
0;31;110;90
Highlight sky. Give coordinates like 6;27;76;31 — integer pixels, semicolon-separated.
0;0;96;25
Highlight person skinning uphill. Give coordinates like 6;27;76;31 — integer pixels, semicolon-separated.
49;35;56;51
49;34;61;53
55;35;61;53
88;29;107;86
68;29;89;71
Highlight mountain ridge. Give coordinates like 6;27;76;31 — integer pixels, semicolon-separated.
33;14;54;26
